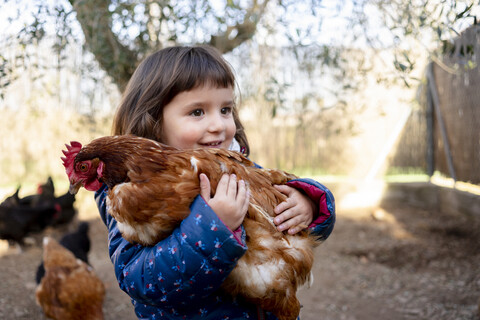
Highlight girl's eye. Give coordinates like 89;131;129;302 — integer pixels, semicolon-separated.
190;109;204;117
79;163;89;172
221;107;232;115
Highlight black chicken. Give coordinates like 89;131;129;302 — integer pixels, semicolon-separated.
0;187;21;208
0;205;57;245
50;191;77;226
0;177;76;245
1;177;56;209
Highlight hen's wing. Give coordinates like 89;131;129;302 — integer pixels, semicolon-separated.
106;148;201;245
106;145;297;245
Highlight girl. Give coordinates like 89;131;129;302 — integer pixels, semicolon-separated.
95;45;335;319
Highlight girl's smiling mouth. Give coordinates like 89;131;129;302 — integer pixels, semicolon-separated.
200;141;223;147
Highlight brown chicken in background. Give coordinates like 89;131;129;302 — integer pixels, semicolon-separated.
63;135;317;320
35;222;91;284
35;236;105;320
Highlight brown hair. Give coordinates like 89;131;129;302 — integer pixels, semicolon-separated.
112;45;250;156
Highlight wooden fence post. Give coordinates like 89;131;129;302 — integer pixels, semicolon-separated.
426;71;434;178
426;61;457;183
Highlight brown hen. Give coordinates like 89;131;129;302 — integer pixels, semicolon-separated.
35;236;105;320
62;135;317;320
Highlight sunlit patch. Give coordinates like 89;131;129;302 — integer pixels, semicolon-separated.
0;240;10;256
339;181;385;210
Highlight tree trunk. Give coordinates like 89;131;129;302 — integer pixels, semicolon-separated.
69;0;138;92
68;0;270;92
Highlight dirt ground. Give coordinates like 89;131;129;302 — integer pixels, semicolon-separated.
1;189;479;320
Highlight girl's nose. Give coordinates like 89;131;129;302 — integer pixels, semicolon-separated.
207;114;226;132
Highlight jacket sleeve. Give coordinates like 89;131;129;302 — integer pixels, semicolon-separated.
252;162;335;241
94;185;247;308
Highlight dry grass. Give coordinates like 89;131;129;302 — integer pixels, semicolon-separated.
0;106;111;187
1;100;349;188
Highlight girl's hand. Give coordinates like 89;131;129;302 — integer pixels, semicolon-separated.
200;173;250;230
273;185;316;235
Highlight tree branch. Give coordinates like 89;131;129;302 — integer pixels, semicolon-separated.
69;0;138;92
209;0;271;53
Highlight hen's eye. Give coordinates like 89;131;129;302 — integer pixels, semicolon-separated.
79;163;89;172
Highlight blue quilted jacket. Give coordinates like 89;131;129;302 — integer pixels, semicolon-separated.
95;177;335;320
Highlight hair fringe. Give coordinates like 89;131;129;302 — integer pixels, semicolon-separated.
112;45;250;156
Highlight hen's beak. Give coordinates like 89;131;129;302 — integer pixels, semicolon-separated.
69;181;82;195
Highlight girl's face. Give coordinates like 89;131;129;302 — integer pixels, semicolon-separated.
161;85;236;150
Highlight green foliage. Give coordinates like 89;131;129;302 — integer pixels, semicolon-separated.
356;0;479;85
2;0;282;91
0;55;15;99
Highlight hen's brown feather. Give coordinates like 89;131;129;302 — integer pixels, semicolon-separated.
35;237;105;320
70;135;316;320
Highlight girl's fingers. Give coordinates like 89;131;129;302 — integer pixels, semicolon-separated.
274;199;295;215
274;207;296;226
227;174;237;196
216;173;230;194
274;184;293;196
274;185;296;214
287;226;301;235
199;173;211;201
236;180;250;211
241;188;251;215
236;179;246;200
276;215;296;231
276;212;302;232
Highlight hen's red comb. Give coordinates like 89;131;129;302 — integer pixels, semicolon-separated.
61;141;83;176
